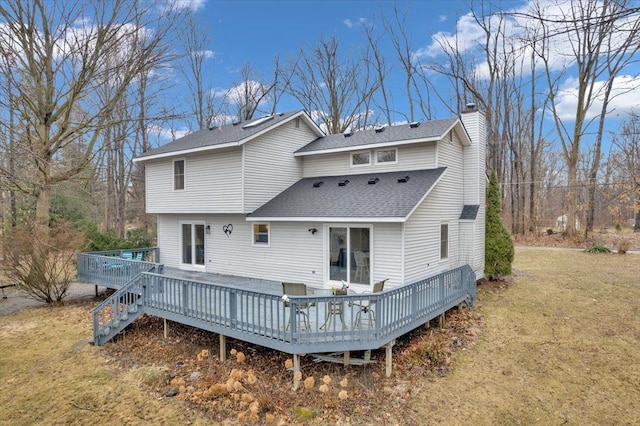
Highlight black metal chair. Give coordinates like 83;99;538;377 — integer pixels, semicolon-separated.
352;279;387;328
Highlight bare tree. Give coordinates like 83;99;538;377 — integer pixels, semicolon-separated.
520;0;640;236
611;111;640;231
361;16;392;126
0;0;183;300
178;16;218;131
289;35;379;134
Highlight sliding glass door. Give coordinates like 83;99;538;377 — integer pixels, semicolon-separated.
181;222;205;269
328;226;371;285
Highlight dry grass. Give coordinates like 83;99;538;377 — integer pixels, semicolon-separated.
407;248;640;425
1;248;638;424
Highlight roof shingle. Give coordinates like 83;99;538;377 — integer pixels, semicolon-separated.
247;168;447;221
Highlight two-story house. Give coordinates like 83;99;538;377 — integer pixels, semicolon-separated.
134;105;486;292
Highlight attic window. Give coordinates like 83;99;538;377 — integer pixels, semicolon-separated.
374;124;387;133
344;131;353;137
338;179;350;187
313;181;324;188
242;115;274;129
208;125;218;131
368;177;379;185
397;175;410;183
351;151;370;167
232;120;240;126
376;148;397;164
409;121;420;128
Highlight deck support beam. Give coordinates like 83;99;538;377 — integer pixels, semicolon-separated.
384;340;396;377
219;334;227;361
292;354;301;390
439;313;445;328
163;319;169;338
343;351;350;366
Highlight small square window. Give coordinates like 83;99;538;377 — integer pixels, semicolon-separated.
440;223;449;260
253;223;270;245
174;159;185;190
376;148;397;164
351;151;370;166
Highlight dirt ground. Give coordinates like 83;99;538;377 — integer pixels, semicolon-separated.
1;247;639;424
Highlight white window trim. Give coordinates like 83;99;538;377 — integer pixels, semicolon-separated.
440;222;449;260
324;223;374;290
173;158;186;191
374;147;398;165
350;150;371;167
179;220;206;271
252;222;270;247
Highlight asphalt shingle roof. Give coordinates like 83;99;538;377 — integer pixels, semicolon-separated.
295;118;459;154
459;205;480;220
137;111;305;159
247;168;447;221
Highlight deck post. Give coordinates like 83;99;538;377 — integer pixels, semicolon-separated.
343;351;350;366
219;334;226;362
384;340;396;377
163;318;169;338
292;353;301;390
439;313;445;328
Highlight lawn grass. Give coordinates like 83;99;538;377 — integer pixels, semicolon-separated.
408;248;640;425
1;248;638;424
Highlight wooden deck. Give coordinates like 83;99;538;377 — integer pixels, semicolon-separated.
77;249;476;388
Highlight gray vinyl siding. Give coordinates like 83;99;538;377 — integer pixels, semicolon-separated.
301;142;437;178
243;120;317;212
404;136;465;283
146;148;243;214
461;111;486;278
157;214;403;290
369;223;403;289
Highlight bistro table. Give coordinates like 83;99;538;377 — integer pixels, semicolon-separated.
312;287;352;330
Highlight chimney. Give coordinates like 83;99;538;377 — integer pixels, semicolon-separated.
460;101;486;204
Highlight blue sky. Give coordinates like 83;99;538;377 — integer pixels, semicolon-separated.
159;0;640;144
172;0;507;124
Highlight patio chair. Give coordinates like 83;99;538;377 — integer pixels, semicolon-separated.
282;282;313;331
352;279;387;328
354;250;369;282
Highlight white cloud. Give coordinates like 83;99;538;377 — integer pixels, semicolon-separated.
553;75;640;121
147;124;189;141
438;15;447;22
415;0;640;80
344;17;366;29
165;0;207;12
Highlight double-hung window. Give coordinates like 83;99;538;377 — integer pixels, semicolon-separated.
253;223;270;246
440;223;449;260
174;159;185;190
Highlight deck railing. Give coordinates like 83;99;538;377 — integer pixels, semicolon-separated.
133;265;475;354
77;248;162;289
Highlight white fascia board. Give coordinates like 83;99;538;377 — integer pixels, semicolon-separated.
403;168;448;221
456;120;473;146
132;142;240;162
134;111;324;163
245;216;406;223
294;136;440;157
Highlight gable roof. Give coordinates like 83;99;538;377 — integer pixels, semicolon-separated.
247;168;447;223
134;110;323;162
295;118;469;156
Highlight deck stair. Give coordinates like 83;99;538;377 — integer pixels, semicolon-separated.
92;274;146;346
